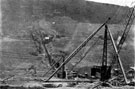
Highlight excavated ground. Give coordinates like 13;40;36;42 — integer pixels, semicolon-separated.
0;77;134;89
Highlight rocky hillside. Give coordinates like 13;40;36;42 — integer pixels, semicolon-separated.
1;0;131;37
0;0;134;77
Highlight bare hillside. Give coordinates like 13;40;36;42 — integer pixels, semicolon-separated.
0;0;134;81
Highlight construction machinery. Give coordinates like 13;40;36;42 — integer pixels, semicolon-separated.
44;6;135;87
1;5;134;89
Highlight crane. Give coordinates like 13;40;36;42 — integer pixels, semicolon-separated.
44;7;134;85
110;6;135;75
45;18;111;81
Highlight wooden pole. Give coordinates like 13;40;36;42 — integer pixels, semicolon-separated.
107;28;128;84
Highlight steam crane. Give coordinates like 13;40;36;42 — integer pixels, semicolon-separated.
42;35;65;73
43;7;134;86
42;34;68;79
91;7;135;85
45;18;112;81
45;15;133;85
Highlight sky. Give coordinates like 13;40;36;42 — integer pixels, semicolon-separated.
85;0;135;7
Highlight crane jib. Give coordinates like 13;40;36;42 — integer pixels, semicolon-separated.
45;18;111;81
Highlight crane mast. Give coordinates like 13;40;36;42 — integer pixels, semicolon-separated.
117;7;135;52
111;7;135;71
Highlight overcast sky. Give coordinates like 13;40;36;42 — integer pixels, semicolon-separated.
85;0;135;7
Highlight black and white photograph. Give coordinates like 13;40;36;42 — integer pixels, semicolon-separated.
0;0;135;89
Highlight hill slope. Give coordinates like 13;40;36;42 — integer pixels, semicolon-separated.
1;0;131;37
0;0;134;77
